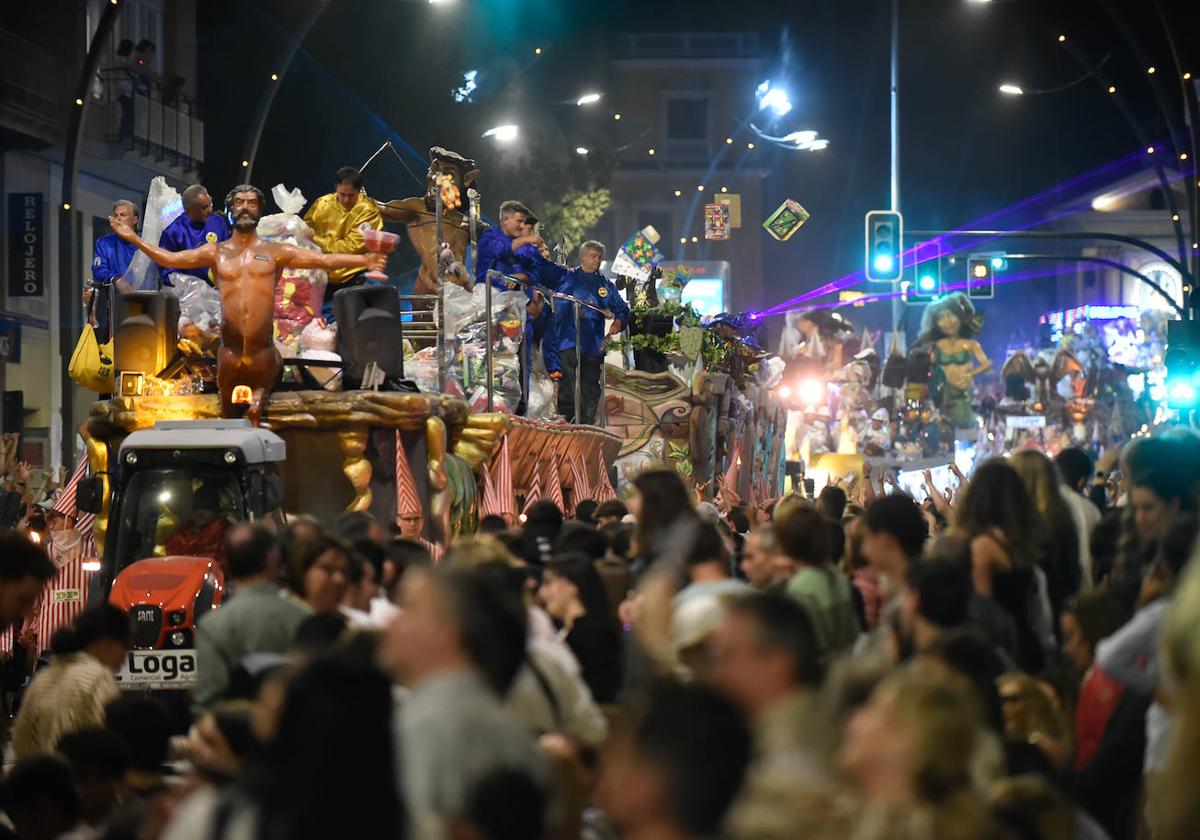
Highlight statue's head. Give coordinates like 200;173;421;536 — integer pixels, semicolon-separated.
425;147;479;211
225;184;266;232
919;292;982;342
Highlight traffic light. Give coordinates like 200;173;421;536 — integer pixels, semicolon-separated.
1165;320;1200;410
967;256;995;299
865;210;903;282
906;241;941;303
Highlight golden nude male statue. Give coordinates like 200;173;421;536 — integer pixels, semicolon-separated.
112;184;385;425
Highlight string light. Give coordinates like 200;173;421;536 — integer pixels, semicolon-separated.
747;142;755;149
679;237;687;244
725;137;733;144
673;189;682;197
1183;153;1190;161
721;186;728;193
1148;66;1157;74
691;236;699;243
1148;146;1156;154
1185;73;1193;81
613;113;621;120
63;202;71;210
696;184;704;191
1108;85;1117;94
1057;34;1066;43
74;98;83;106
242;160;249;167
648;148;655;156
534;47;542;55
270;73;278;81
1173;214;1181;222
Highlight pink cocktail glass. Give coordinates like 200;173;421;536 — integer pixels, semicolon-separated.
361;228;401;281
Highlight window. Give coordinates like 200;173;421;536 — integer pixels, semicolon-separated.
666;98;708;141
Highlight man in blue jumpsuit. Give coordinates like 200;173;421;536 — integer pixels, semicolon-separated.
157;184;230;286
547;241;628;425
476;201;566;413
90;199;140;342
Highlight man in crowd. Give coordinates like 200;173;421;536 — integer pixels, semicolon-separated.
1056;446;1103;589
860;492;928;598
380;564;541;838
546;240;629;425
713;593;845;839
193;524;307;712
157;184;230;286
597;680;751;840
89;199;140;341
304;166;384;319
674;520;753;607
740;525;790;591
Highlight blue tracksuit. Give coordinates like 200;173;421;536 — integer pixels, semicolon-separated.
157;212;231;283
476;227;524;290
92;233;137;286
547;267;629;366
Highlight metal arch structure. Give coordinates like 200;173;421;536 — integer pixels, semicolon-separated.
59;0;126;465
241;0;333;183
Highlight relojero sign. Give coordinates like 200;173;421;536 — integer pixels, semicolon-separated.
7;193;44;298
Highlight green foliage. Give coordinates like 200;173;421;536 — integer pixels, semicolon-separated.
537;188;612;255
667;441;694;477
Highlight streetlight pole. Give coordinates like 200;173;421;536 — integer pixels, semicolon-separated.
890;0;903;345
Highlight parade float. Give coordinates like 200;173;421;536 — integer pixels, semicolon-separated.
67;149;789;681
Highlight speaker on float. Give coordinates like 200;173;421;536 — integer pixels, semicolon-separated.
905;349;933;385
114;291;180;375
881;354;908;389
333;285;405;381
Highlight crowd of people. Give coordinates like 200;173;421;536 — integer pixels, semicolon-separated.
3;429;1200;840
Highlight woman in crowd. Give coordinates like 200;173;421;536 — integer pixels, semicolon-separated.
839;667;1006;840
12;604;130;758
627;468;698;576
540;552;623;703
284;530;350;614
1010;449;1082;619
952;458;1050;672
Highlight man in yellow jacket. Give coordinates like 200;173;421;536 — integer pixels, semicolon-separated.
303;166;384;319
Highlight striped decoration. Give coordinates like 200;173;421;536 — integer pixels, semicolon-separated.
570;452;593;512
394;431;424;538
33;537;90;655
522;458;542;515
494;435;517;522
418;537;444;564
544;451;565;514
593;464;618;503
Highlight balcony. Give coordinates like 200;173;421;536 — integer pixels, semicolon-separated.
92;67;204;174
0;29;59;145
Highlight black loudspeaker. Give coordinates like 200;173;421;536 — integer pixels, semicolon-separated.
114;291;180;375
334;285;404;380
905;349;933;384
881;353;907;389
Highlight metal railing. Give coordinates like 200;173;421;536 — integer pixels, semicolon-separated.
95;66;204;171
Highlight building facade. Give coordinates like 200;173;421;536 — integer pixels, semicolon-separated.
605;32;768;315
1;0;201;467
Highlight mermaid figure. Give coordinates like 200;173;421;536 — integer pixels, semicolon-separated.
916;293;991;428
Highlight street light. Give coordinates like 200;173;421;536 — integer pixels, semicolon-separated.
998;83;1024;96
482;124;519;142
576;92;602;106
575;147;589;155
755;81;793;117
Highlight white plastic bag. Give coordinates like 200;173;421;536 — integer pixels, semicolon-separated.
125;176;183;291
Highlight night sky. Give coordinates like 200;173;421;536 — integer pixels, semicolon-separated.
196;0;1197;340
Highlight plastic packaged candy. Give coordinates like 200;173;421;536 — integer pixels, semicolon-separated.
258;184;328;354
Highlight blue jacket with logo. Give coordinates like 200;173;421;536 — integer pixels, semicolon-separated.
157;213;231;282
92;232;137;286
547;268;629;366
